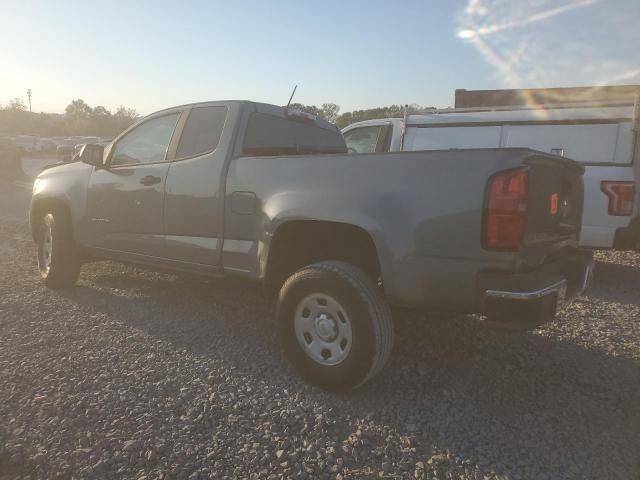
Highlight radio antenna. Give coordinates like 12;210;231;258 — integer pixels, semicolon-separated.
286;85;298;109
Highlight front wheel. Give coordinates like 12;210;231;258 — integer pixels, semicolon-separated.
37;211;80;289
277;261;394;391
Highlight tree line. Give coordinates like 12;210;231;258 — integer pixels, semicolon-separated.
1;97;432;137
0;98;139;137
288;103;430;128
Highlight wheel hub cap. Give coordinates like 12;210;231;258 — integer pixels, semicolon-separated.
43;229;52;267
39;220;53;274
293;293;353;366
315;314;338;342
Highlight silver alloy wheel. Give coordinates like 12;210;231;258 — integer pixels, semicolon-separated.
39;218;53;275
294;293;353;366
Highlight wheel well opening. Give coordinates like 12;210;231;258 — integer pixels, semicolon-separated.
30;199;70;241
265;221;382;301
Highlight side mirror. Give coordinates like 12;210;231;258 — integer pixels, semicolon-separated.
79;144;105;167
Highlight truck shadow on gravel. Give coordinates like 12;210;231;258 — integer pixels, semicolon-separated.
57;262;640;480
587;260;640;306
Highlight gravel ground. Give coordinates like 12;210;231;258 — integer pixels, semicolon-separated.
1;177;639;480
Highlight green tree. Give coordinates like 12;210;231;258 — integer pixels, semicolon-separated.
65;99;93;133
285;103;340;123
287;103;319;116
113;106;139;133
335;104;428;128
91;105;111;119
89;105;112;134
7;97;27;111
318;103;340;123
65;99;92;118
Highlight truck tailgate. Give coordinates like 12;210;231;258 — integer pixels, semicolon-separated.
525;155;584;242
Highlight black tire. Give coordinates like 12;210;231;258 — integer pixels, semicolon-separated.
37;210;80;289
277;261;393;391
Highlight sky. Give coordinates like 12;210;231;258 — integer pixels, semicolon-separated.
2;0;639;116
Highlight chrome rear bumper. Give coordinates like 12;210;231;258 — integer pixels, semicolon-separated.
486;279;567;301
485;256;593;305
478;250;594;329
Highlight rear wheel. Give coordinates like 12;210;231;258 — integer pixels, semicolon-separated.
37;211;80;289
277;261;393;391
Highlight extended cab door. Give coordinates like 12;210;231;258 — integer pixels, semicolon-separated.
86;112;181;257
162;104;236;268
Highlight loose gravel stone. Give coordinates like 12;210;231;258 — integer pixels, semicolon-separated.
1;177;639;480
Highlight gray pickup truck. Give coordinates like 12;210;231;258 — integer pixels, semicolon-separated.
30;100;593;390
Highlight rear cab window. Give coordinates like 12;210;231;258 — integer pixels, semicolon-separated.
241;109;346;157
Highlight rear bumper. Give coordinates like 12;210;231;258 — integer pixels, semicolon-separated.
477;250;594;329
485;279;568;301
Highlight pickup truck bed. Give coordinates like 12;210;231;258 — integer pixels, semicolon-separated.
227;148;588;310
30;100;593;390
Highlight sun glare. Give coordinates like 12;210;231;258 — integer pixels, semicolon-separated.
456;0;639;93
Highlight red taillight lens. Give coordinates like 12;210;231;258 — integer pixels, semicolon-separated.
485;168;528;251
601;181;635;216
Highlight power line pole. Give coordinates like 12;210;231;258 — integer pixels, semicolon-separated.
27;88;32;112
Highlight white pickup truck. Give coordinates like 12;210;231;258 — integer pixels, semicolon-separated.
342;102;640;250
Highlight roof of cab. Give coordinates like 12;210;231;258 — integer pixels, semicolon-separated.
145;100;340;132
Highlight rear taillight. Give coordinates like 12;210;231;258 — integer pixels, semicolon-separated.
485;168;528;251
601;181;635;216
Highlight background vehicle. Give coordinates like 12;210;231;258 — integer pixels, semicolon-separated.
36;138;57;154
73;143;85;157
30;101;592;390
79;136;100;144
14;135;38;153
56;139;78;161
0;137;22;177
342;90;640;250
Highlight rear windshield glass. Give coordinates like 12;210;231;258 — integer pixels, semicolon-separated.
242;112;346;156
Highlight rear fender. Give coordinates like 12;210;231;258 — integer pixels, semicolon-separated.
261;202;393;285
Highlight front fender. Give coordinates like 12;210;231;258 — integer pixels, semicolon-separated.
30;162;93;243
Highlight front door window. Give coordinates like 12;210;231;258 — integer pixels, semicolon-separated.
111;113;180;166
